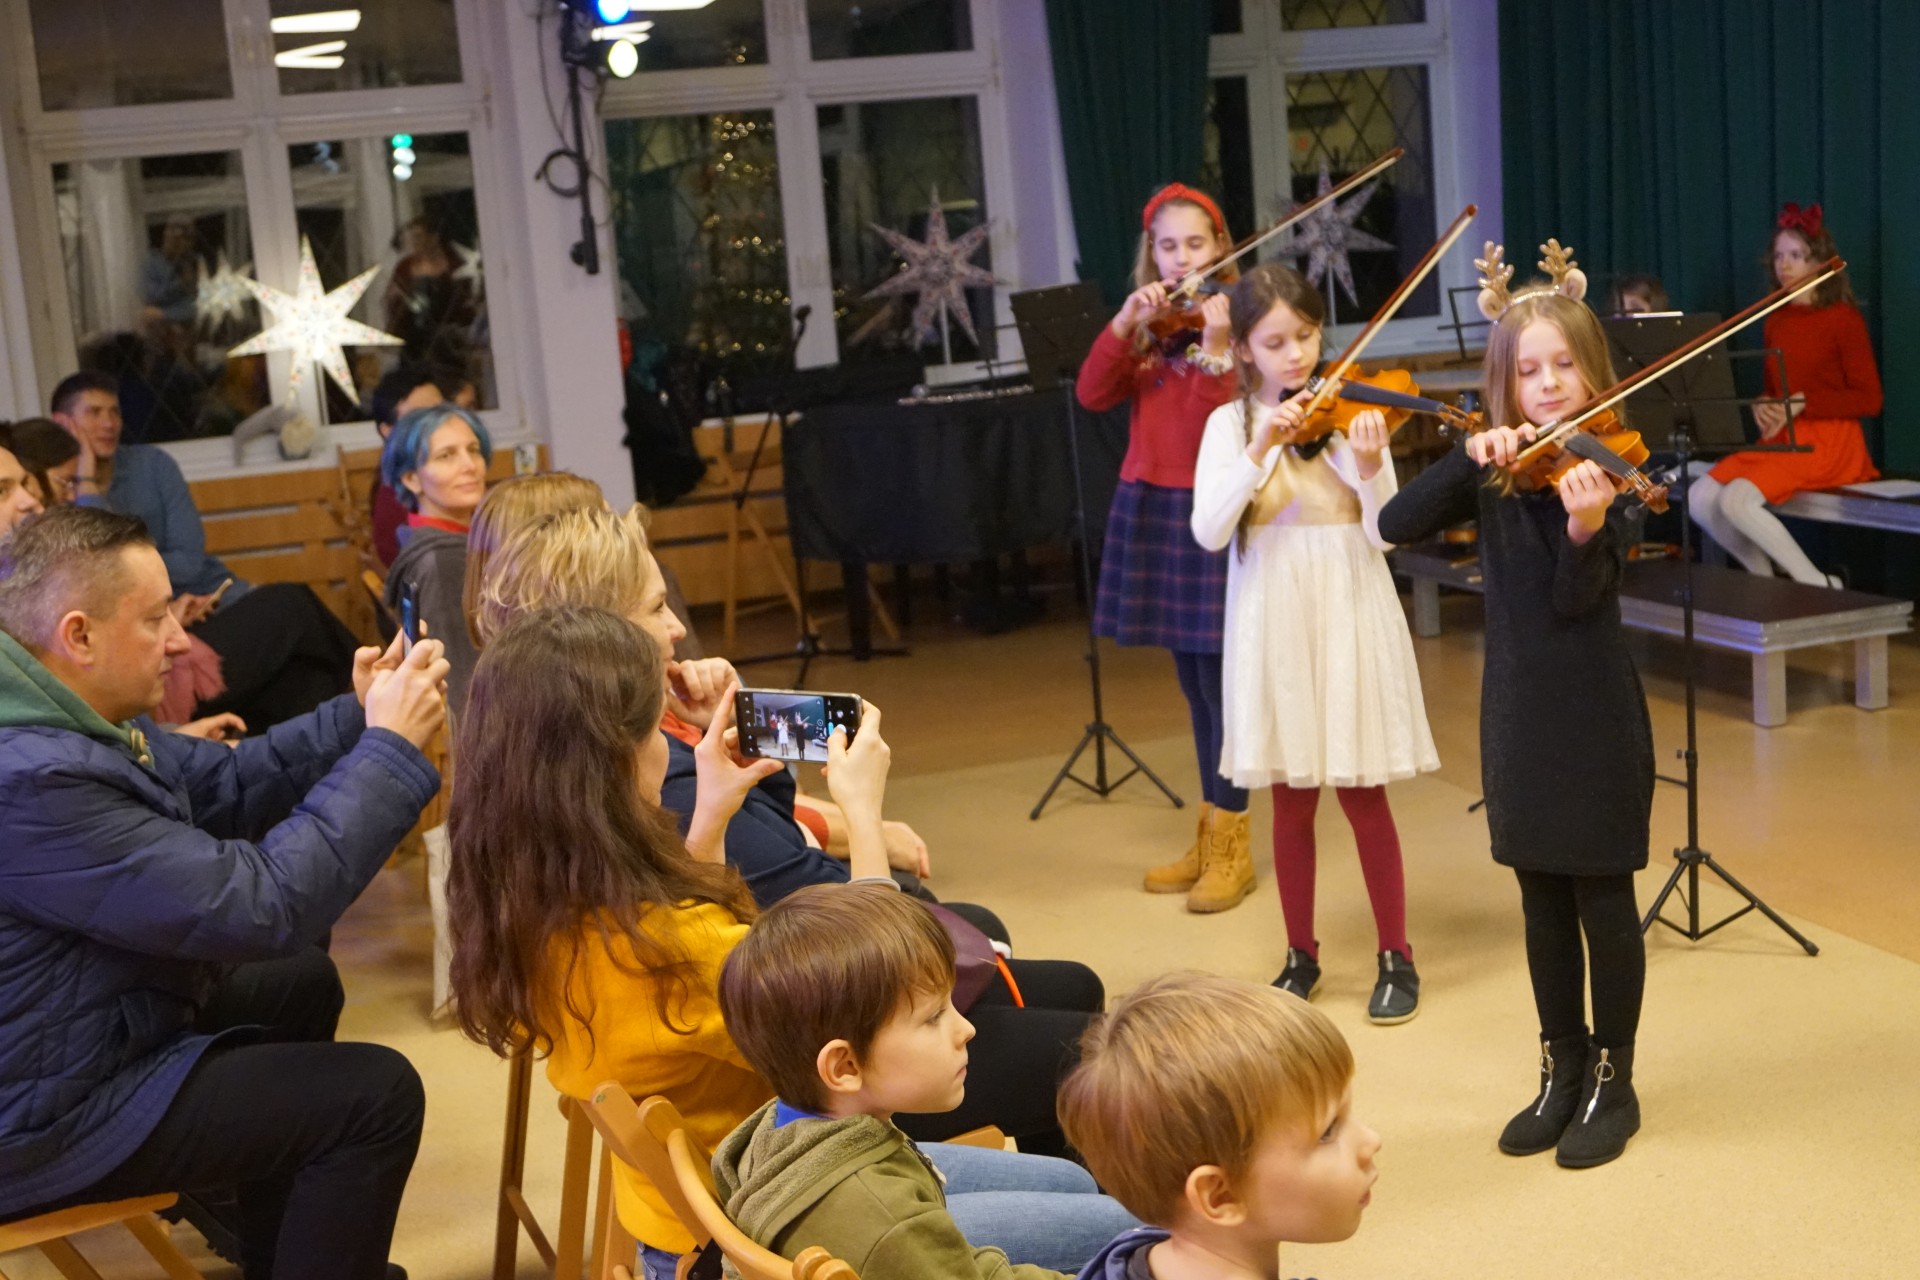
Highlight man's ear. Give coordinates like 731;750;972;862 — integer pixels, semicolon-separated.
1182;1164;1247;1228
47;609;97;666
816;1039;863;1097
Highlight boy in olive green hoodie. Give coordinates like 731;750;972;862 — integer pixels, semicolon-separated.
713;883;1074;1280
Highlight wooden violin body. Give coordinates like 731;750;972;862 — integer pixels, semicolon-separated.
1502;408;1671;513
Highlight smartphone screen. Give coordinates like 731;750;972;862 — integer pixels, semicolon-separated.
734;689;861;763
398;583;419;655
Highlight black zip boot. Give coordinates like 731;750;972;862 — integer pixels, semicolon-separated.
1556;1041;1640;1168
1271;946;1321;1001
1497;1031;1589;1156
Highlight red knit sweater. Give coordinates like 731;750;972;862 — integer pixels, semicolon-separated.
1763;301;1882;421
1075;326;1237;488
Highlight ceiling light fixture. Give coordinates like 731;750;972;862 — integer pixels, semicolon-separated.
626;1;717;9
606;38;641;77
591;20;655;39
269;9;363;34
274;39;348;68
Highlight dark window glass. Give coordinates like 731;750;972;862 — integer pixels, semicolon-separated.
271;0;463;96
807;0;972;59
29;0;232;110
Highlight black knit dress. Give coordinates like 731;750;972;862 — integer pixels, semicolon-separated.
1379;445;1653;875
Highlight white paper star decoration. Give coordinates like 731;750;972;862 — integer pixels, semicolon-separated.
229;237;402;398
452;241;484;298
195;252;255;330
862;191;1000;346
1271;161;1395;309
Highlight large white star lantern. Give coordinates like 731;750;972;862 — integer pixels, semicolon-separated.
195;252;255;330
862;192;1000;346
1271;161;1395;310
453;241;484;298
228;237;402;398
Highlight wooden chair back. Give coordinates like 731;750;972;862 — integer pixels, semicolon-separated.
576;1085;858;1280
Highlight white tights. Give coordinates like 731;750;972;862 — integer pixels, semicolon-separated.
1688;476;1833;586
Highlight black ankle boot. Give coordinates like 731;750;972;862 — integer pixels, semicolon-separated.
1556;1041;1640;1168
1498;1032;1589;1156
1272;946;1320;1001
1366;949;1419;1025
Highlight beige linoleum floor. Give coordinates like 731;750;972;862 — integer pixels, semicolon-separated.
10;587;1919;1278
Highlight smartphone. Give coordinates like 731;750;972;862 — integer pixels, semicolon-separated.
398;581;420;654
734;688;861;764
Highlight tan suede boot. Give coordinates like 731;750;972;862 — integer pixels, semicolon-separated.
1143;802;1212;893
1187;808;1254;913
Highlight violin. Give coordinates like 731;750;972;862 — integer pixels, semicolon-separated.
1501;408;1671;514
1292;368;1485;443
1145;277;1228;353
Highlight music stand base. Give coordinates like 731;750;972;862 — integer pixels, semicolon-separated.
1642;843;1819;954
1030;720;1184;820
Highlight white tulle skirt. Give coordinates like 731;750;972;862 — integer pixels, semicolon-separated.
1219;522;1439;790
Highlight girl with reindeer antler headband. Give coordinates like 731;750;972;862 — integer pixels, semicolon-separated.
1377;237;1654;1171
1689;203;1881;587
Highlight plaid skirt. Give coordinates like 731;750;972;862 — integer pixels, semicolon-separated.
1093;479;1228;652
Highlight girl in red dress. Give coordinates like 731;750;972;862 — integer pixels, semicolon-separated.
1689;203;1882;586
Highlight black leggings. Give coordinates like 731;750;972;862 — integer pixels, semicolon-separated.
895;957;1104;1159
1514;869;1646;1049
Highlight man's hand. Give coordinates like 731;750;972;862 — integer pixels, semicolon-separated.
685;682;785;863
175;712;246;743
881;820;931;879
364;638;449;750
353;632;410;706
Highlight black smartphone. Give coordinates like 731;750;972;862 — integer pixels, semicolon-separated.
734;688;861;763
398;582;420;654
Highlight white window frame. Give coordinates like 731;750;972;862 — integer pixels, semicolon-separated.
1210;1;1485;358
594;0;1021;372
3;0;526;479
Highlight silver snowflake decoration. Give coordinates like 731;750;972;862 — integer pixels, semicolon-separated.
195;252;255;330
862;190;1000;346
1270;161;1395;309
228;236;402;398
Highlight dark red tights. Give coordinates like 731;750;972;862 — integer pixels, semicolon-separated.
1270;784;1410;959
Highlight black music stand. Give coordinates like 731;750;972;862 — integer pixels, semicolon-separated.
1011;283;1184;820
1598;313;1817;955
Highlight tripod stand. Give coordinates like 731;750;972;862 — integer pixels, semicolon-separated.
1597;314;1816;952
1011;284;1184;820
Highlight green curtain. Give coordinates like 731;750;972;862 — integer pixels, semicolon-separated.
1045;0;1213;305
1499;0;1920;474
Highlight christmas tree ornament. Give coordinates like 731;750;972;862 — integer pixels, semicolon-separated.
195;252;255;330
229;236;402;398
1271;160;1395;311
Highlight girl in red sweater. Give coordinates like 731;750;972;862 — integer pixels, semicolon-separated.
1690;204;1882;586
1076;184;1248;911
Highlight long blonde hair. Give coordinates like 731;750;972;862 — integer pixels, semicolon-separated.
462;472;607;643
1480;294;1621;494
473;505;653;647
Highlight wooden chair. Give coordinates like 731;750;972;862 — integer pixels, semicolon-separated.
494;1048;615;1280
576;1084;859;1280
0;1194;204;1279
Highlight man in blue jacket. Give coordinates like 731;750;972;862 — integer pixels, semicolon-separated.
0;506;449;1279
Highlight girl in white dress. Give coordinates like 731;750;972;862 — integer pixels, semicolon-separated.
1191;262;1439;1024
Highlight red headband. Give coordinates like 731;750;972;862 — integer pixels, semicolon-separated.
1142;183;1226;237
1777;201;1824;237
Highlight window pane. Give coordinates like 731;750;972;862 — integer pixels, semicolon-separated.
1199;77;1255;246
1281;65;1437;324
632;0;769;72
52;152;264;442
272;0;462;96
1211;0;1244;33
819;97;995;367
605;110;792;406
289;133;492;424
28;0;232;111
807;0;972;60
1282;0;1424;29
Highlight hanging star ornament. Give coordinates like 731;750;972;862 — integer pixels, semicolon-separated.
228;236;402;398
861;191;1000;346
195;252;255;330
452;241;484;298
1271;160;1395;309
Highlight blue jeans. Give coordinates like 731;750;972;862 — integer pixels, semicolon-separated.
638;1144;1136;1279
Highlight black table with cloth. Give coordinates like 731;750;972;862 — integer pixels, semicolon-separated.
782;390;1131;656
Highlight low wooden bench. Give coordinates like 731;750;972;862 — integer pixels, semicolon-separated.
1391;545;1913;726
1770;485;1920;536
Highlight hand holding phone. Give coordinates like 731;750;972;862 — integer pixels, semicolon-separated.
732;687;862;764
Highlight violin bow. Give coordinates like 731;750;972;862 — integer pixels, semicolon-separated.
1513;258;1846;469
1168;148;1405;300
1300;203;1479;419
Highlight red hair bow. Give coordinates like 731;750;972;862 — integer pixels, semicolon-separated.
1141;183;1226;236
1777;202;1824;236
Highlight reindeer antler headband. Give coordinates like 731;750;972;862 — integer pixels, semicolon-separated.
1475;238;1589;321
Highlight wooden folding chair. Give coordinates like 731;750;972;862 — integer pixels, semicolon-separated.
0;1194;204;1279
493;1048;616;1280
575;1085;859;1280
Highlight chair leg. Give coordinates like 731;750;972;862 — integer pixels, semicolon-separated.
591;1145;637;1280
494;1048;536;1280
36;1239;108;1280
554;1102;595;1280
123;1214;206;1280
